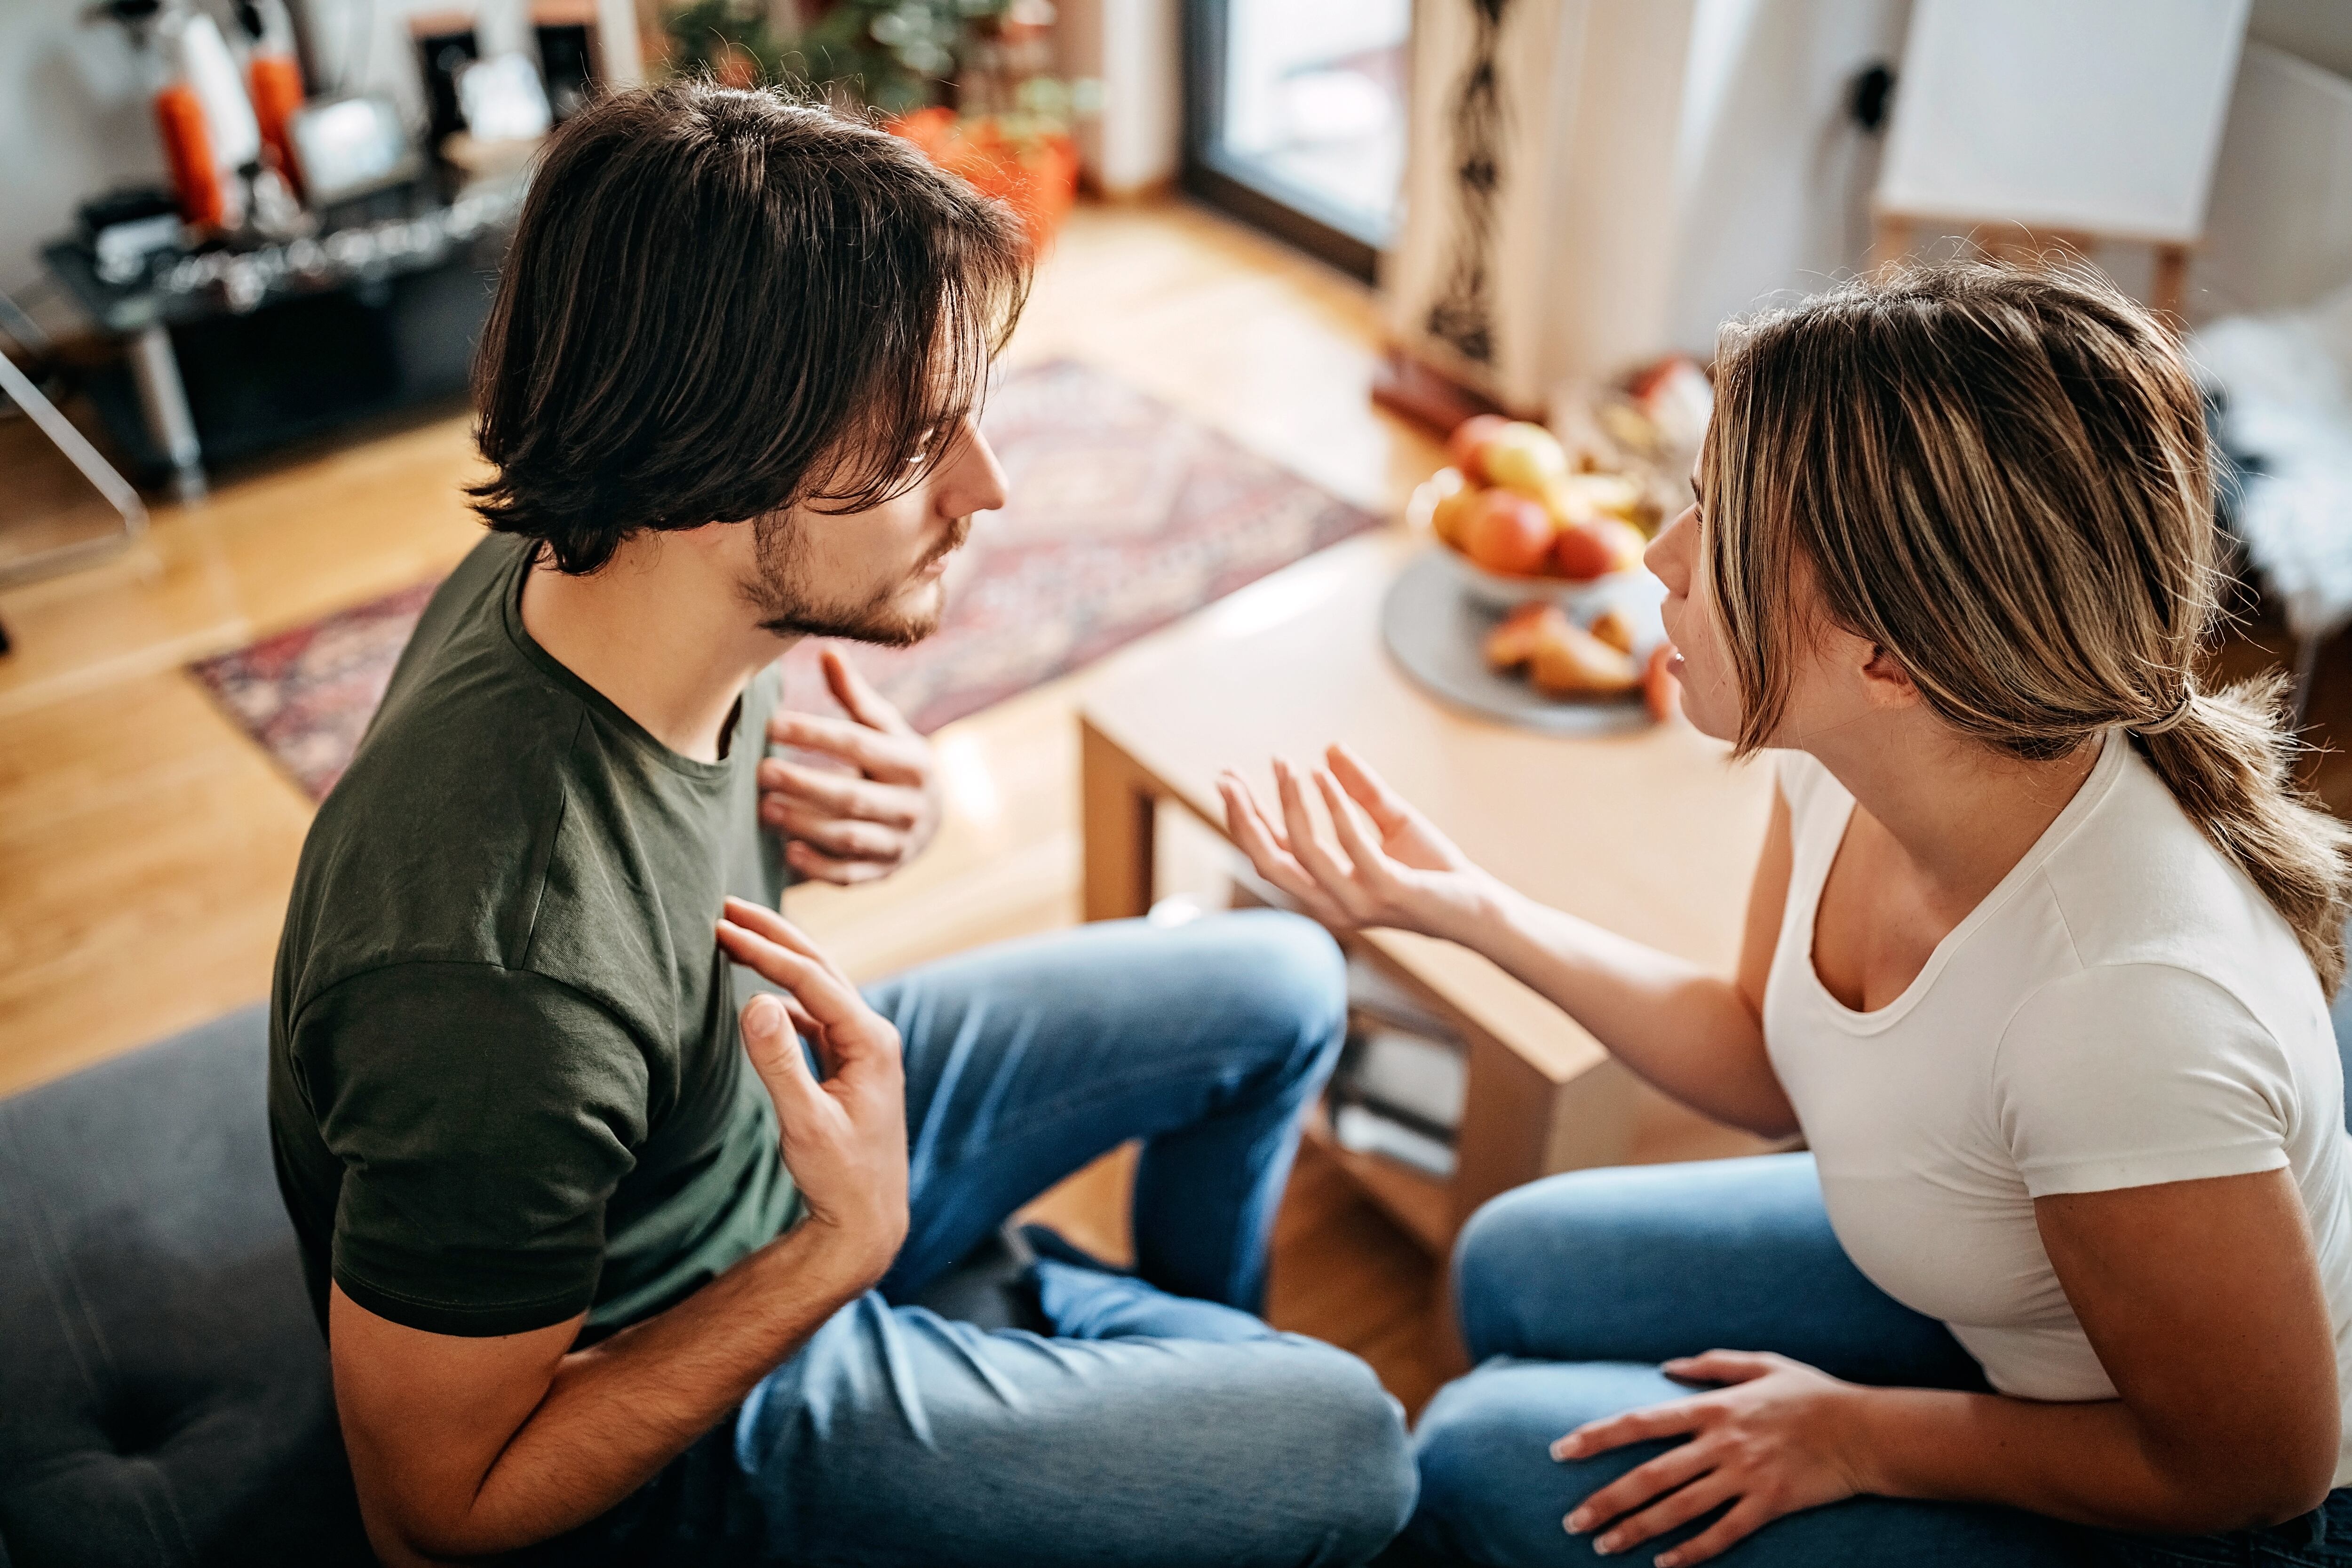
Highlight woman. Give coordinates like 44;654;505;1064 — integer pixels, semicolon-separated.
1223;264;2352;1566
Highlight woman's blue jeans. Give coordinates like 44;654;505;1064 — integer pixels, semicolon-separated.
1391;1154;2352;1567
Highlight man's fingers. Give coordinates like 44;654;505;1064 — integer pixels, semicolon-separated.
739;994;822;1109
767;712;921;782
758;760;922;829
770;809;906;863
720;896;837;971
717;910;862;1010
820;647;915;736
784;841;898;886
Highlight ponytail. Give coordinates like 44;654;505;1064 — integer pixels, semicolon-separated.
2132;676;2352;996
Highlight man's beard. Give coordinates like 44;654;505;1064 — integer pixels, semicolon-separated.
744;511;968;646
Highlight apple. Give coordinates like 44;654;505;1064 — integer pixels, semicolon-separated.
1551;517;1648;581
1462;490;1556;576
1644;643;1680;723
1428;469;1479;549
1480;422;1571;498
1447;414;1514;483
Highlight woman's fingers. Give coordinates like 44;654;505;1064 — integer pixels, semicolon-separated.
1565;1433;1718;1534
1588;1468;1739;1558
1663;1350;1779;1386
1555;1398;1705;1459
1275;757;1358;896
1326;743;1414;833
1219;776;1352;927
1315;769;1394;889
1655;1496;1773;1568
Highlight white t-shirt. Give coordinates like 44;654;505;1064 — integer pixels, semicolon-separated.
1764;733;2352;1484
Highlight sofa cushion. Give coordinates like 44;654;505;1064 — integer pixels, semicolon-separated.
0;1004;371;1568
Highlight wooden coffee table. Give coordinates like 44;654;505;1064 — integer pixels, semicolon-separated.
1079;530;1776;1253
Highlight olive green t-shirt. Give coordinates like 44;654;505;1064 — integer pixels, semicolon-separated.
268;533;801;1340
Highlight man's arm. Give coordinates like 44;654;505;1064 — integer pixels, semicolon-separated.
332;899;907;1565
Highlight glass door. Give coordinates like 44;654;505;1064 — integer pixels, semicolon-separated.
1182;0;1411;282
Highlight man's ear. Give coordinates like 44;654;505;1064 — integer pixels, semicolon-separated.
1859;642;1921;711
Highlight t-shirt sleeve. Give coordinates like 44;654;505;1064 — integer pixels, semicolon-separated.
287;963;651;1337
1993;963;2295;1197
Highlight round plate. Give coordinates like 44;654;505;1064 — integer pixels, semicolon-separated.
1380;547;1656;736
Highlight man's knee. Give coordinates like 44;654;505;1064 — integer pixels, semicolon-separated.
1242;1342;1418;1565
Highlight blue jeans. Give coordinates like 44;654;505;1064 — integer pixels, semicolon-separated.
1391;1154;2352;1568
552;910;1417;1568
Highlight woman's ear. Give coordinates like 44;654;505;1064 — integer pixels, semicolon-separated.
1859;642;1921;711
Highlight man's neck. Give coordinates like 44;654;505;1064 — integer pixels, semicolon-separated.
518;536;796;763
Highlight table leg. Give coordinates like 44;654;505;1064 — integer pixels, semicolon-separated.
1080;717;1158;922
128;324;205;504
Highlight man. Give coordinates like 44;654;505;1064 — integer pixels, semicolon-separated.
267;82;1414;1568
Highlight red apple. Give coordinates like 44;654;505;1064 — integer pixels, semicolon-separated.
1461;490;1556;576
1447;414;1514;484
1551;517;1648;581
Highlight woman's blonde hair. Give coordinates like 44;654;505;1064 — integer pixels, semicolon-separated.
1703;262;2352;995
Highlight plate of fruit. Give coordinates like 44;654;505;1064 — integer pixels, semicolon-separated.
1383;416;1679;733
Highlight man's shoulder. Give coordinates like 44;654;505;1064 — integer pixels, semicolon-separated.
280;536;602;1003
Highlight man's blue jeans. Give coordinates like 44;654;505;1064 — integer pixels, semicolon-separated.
558;909;1417;1568
1389;1154;2352;1567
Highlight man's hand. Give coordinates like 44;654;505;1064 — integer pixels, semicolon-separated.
1553;1351;1868;1567
715;896;908;1276
762;649;941;886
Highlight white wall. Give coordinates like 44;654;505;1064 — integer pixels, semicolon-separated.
1668;0;1909;353
1057;0;1182;196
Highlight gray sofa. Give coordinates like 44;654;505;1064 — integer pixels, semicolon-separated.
0;1005;371;1566
11;964;2352;1567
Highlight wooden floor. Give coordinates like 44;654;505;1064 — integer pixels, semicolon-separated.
0;196;1467;1410
7;196;2346;1419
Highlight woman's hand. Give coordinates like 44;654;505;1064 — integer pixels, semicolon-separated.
1217;743;1503;943
1555;1351;1870;1567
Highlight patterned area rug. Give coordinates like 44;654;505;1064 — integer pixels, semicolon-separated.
189;359;1382;800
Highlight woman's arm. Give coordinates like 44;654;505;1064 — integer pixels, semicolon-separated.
1218;745;1797;1136
1559;1166;2339;1564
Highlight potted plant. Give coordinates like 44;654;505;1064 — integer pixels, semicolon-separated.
661;0;1097;252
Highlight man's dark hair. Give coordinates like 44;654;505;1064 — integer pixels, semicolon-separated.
468;81;1033;574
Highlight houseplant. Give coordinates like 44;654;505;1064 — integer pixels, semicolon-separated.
662;0;1095;251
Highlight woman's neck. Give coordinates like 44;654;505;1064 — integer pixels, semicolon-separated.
1808;715;2105;920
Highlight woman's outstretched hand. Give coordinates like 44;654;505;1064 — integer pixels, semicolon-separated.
1217;743;1502;942
1554;1351;1870;1567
